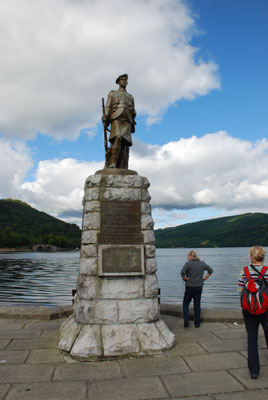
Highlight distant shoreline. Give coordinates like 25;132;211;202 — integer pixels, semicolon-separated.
0;248;79;253
0;248;32;253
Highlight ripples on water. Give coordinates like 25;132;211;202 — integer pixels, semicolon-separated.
0;252;79;307
1;247;267;309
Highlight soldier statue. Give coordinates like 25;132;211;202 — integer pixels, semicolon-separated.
102;74;136;169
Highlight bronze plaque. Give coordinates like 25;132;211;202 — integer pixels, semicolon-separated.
101;201;141;236
98;234;143;245
98;245;144;276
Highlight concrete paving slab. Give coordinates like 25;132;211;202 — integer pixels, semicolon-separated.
0;350;29;364
26;348;65;364
240;349;268;366
7;337;58;350
225;322;245;329
169;397;216;400
200;338;247;353
53;361;123;381
258;336;267;347
88;376;168;400
165;341;206;356
40;329;59;339
161;370;244;397
0;384;10;400
184;352;247;372
212;329;246;340
174;330;220;343
121;355;190;378
24;319;64;330
215;389;268;400
190;322;229;331
229;366;268;389
5;381;87;400
0;364;54;383
0;329;41;340
0;339;9;350
0;321;26;330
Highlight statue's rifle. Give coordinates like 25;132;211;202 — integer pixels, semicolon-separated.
102;98;108;152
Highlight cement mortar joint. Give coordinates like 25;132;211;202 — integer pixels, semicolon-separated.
81;230;99;245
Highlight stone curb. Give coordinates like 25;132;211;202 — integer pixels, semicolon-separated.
0;305;73;320
160;302;244;323
0;303;243;322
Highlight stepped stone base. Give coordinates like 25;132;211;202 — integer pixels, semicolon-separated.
59;315;175;359
59;171;175;359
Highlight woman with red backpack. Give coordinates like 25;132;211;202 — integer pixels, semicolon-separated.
238;246;268;379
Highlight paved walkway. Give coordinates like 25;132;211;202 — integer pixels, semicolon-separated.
0;313;267;400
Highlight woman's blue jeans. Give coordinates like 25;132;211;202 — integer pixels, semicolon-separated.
183;286;203;325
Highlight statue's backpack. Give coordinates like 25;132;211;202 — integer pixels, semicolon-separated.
241;265;268;314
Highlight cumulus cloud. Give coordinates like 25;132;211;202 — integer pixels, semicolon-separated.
131;132;268;213
2;132;268;228
0;138;33;198
21;158;103;221
0;0;219;140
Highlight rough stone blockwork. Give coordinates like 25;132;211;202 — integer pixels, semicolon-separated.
59;172;175;359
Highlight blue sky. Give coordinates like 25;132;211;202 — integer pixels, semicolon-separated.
0;0;267;228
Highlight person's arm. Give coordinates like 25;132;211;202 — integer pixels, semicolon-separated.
203;263;213;280
237;268;245;292
181;263;189;281
203;272;211;281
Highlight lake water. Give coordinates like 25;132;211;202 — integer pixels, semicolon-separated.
1;247;267;309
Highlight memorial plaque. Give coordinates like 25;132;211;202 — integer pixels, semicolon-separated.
98;200;143;245
101;201;141;235
98;245;144;276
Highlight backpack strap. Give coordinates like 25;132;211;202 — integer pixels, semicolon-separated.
244;266;250;279
261;266;268;275
251;265;268;287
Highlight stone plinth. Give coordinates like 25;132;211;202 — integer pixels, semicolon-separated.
59;170;175;359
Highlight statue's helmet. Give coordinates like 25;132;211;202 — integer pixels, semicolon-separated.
116;74;128;84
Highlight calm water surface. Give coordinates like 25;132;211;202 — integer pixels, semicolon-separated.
1;247;267;309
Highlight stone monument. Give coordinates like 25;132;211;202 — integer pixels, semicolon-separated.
59;75;175;359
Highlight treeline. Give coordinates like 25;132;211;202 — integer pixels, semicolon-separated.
0;226;80;249
0;199;81;249
155;213;268;248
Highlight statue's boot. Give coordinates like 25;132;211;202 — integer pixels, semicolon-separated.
109;145;120;168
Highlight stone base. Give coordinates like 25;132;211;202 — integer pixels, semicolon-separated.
58;172;175;360
95;168;138;176
59;315;175;360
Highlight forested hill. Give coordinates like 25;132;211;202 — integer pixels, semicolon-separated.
0;199;81;248
155;213;268;248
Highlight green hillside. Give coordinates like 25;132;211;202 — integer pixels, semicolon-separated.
0;199;81;249
155;212;268;248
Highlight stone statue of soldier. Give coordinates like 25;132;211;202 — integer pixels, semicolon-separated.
102;74;136;169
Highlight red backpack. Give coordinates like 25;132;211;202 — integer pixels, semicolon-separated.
241;265;268;314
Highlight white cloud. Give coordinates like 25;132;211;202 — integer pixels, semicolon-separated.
2;132;268;228
21;158;103;221
0;0;219;140
131;133;268;214
0;138;32;198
